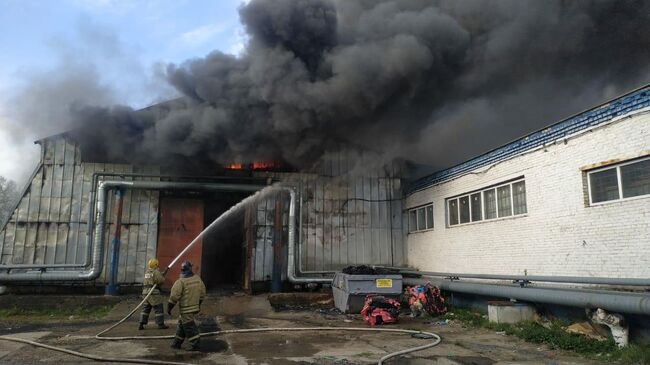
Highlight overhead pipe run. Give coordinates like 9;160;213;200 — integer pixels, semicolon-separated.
406;278;650;316
389;268;650;287
0;180;265;283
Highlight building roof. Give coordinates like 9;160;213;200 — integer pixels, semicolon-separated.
406;83;650;194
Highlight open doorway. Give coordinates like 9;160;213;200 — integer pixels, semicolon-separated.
200;191;251;291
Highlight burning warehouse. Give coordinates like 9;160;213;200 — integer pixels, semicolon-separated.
0;127;406;292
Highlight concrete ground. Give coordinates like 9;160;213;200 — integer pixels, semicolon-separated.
0;293;608;365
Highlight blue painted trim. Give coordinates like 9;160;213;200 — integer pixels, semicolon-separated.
407;85;650;194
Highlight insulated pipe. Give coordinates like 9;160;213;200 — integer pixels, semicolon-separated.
285;187;331;284
391;268;650;287
0;181;265;282
406;278;650;316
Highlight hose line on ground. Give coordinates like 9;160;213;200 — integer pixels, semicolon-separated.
1;327;441;365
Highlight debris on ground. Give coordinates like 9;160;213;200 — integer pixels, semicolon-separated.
566;321;607;341
405;283;447;317
361;295;400;326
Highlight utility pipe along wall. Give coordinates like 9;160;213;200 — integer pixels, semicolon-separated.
406;278;650;316
390;268;650;287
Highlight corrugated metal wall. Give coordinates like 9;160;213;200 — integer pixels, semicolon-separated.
0;138;160;284
250;151;405;281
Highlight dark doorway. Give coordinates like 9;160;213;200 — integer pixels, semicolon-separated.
201;191;250;290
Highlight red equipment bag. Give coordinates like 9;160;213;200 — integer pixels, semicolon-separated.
407;283;447;317
361;295;401;326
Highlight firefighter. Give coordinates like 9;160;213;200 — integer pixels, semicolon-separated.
139;258;169;330
167;260;206;351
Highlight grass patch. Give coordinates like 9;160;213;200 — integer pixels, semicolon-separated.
442;309;650;365
0;305;113;321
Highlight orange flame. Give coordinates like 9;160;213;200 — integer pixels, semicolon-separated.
224;163;244;170
252;161;276;170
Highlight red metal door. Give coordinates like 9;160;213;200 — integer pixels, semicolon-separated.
157;198;204;289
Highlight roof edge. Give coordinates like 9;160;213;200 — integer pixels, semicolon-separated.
407;83;650;194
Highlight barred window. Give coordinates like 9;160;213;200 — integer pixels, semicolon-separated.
447;179;526;227
588;157;650;204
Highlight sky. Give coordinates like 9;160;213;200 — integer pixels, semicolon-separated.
0;0;246;184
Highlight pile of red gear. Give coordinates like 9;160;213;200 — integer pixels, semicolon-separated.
407;283;447;317
360;295;401;326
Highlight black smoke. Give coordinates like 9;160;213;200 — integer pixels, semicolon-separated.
70;0;650;173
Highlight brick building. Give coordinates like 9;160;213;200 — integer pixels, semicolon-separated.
405;85;650;279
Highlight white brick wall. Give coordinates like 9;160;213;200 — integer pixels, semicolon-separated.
405;109;650;278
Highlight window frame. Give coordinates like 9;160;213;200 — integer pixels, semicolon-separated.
407;203;434;233
587;156;650;206
446;178;527;228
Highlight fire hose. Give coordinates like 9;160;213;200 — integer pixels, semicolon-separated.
0;186;442;364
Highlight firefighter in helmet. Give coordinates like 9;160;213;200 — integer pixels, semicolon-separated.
168;260;206;351
139;258;169;330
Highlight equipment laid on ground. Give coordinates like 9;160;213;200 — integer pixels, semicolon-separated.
406;283;447;317
361;295;401;326
332;270;403;313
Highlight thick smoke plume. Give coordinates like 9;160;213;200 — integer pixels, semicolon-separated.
54;1;650;173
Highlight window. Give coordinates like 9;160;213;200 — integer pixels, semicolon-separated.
483;188;497;219
408;203;434;233
459;196;470;223
512;180;527;215
497;185;512;217
447;178;527;227
588;157;650;204
470;193;482;221
448;199;459;226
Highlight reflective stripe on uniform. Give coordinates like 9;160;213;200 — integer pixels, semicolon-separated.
180;305;200;314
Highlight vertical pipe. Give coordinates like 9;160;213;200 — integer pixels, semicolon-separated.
105;188;124;296
243;206;253;292
271;194;283;292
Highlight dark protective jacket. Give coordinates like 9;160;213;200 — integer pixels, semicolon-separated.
169;275;206;314
142;268;165;295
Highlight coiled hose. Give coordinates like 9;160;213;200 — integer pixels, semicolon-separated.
0;186;442;364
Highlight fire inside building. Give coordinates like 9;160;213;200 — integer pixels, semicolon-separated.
0;84;648;322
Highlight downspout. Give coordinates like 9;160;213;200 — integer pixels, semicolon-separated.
271;197;283;292
406;278;650;316
105;188;124;295
0;181;265;282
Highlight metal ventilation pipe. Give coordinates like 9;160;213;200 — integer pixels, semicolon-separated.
285;187;331;284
